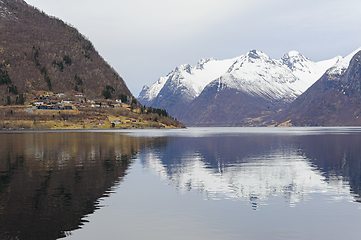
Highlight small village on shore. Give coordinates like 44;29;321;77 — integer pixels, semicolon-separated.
0;91;185;130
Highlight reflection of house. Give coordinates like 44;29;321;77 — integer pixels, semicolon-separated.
38;105;48;110
64;106;72;110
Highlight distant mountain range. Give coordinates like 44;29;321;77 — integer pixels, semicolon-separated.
138;48;361;126
0;0;132;102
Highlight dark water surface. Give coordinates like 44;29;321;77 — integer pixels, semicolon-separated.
1;128;361;239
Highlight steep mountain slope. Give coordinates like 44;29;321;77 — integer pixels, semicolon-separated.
139;49;339;126
0;0;132;103
179;84;279;126
274;48;361;126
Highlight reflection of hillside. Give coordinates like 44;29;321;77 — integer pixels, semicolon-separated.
140;135;356;206
0;132;148;240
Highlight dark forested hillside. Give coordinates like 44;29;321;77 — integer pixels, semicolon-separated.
0;0;132;104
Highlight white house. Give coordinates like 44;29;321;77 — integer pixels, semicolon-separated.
61;100;72;104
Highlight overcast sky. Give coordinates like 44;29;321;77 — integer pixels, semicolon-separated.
25;0;361;96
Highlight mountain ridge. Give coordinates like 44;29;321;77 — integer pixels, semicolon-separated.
138;49;342;125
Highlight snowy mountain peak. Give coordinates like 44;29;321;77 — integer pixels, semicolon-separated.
284;50;302;58
281;51;307;62
286;52;312;72
226;50;276;74
175;64;192;74
141;85;149;91
246;50;271;61
247;49;262;58
138;85;150;101
196;58;215;70
281;51;312;71
326;47;361;77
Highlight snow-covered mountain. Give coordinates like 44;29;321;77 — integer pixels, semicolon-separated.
138;57;238;112
138;48;361;126
138;50;340;118
274;47;361;127
207;50;340;102
325;47;361;77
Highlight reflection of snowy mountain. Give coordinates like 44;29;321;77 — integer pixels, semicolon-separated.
140;147;352;206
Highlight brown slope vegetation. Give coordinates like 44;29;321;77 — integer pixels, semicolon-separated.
0;0;132;104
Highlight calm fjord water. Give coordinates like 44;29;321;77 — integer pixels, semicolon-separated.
1;127;361;240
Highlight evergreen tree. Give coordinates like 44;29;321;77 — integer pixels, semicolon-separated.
119;94;127;103
45;76;51;90
18;94;25;105
106;85;115;92
0;69;11;85
6;96;11;105
102;89;111;99
63;55;72;65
